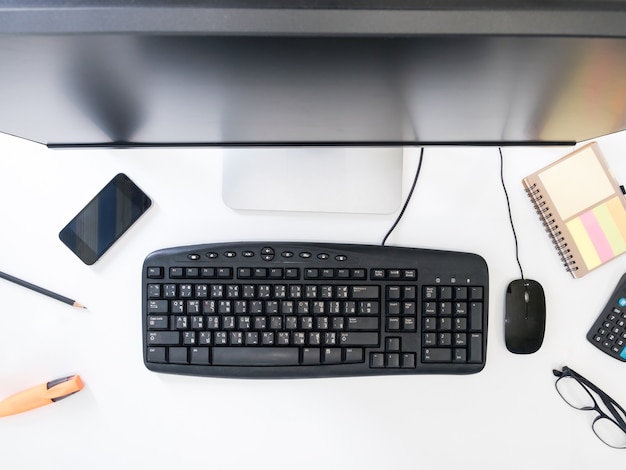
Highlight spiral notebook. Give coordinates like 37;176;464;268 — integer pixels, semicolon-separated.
522;142;626;278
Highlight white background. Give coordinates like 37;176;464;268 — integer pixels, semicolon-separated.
1;130;625;469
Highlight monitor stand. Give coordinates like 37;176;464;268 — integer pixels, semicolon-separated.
221;147;403;214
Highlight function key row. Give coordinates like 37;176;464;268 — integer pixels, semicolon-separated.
147;266;417;282
306;268;415;280
371;269;417;281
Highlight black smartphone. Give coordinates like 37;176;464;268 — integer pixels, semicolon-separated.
59;173;152;265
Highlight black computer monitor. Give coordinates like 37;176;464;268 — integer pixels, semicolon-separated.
1;2;625;211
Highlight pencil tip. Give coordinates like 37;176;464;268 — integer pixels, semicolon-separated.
73;301;87;309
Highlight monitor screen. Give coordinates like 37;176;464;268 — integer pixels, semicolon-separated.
1;3;625;147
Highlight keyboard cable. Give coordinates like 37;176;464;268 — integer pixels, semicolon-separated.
499;147;525;281
381;147;424;246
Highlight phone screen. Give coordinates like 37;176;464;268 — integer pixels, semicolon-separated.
59;173;152;265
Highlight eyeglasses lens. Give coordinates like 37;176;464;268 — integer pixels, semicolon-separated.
593;417;626;449
556;376;595;410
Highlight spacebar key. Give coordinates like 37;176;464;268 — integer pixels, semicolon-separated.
212;347;300;366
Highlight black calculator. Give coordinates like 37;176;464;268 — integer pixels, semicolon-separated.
587;273;626;362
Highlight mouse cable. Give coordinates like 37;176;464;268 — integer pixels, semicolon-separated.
381;147;424;247
499;147;525;281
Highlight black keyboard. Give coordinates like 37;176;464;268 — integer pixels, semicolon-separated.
142;242;489;378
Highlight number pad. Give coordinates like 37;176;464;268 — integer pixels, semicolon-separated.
421;284;483;363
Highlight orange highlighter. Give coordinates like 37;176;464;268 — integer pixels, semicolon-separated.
0;375;84;417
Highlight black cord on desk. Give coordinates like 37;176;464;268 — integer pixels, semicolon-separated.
499;147;525;280
381;147;424;246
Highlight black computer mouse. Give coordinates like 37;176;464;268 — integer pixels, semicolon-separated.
505;279;546;354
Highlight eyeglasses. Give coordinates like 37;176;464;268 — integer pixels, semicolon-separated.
553;366;626;449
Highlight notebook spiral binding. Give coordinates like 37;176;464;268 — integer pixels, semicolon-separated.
524;183;578;273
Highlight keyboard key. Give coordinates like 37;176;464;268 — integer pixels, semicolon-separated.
387;302;401;315
285;268;299;279
170;267;184;278
148;316;168;330
454;287;468;300
217;267;232;278
302;348;321;364
423;286;437;299
401;353;416;368
214;332;228;345
371;269;385;280
147;267;163;279
387;269;401;279
168;347;188;364
147;284;161;298
454;349;467;362
402;317;416;331
351;286;380;299
370;352;385;368
164;284;177;298
423;317;436;331
386;353;400;368
388;286;401;300
238;268;252;278
323;347;342;364
199;332;212;345
147;331;180;345
468;333;483;363
254;268;267;278
352;269;366;279
201;267;216;278
358;301;379;315
147;300;168;314
324;332;337;345
190;348;210;364
455;302;468;316
439;286;453;300
386;337;400;351
387;317;401;331
183;332;196;345
344;348;364;363
305;268;319;279
470;302;483;330
423;348;452;362
471;287;483;300
339;332;379;346
147;347;166;363
403;286;417;299
346;317;378;330
212;347;299;366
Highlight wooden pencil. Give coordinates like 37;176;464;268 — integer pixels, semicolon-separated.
0;270;86;309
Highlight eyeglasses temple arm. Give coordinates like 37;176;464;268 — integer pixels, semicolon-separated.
556;367;626;429
570;370;626;429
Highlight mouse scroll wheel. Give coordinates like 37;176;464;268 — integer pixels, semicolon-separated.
524;291;530;303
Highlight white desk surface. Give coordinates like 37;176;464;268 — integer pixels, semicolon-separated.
1;131;625;469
